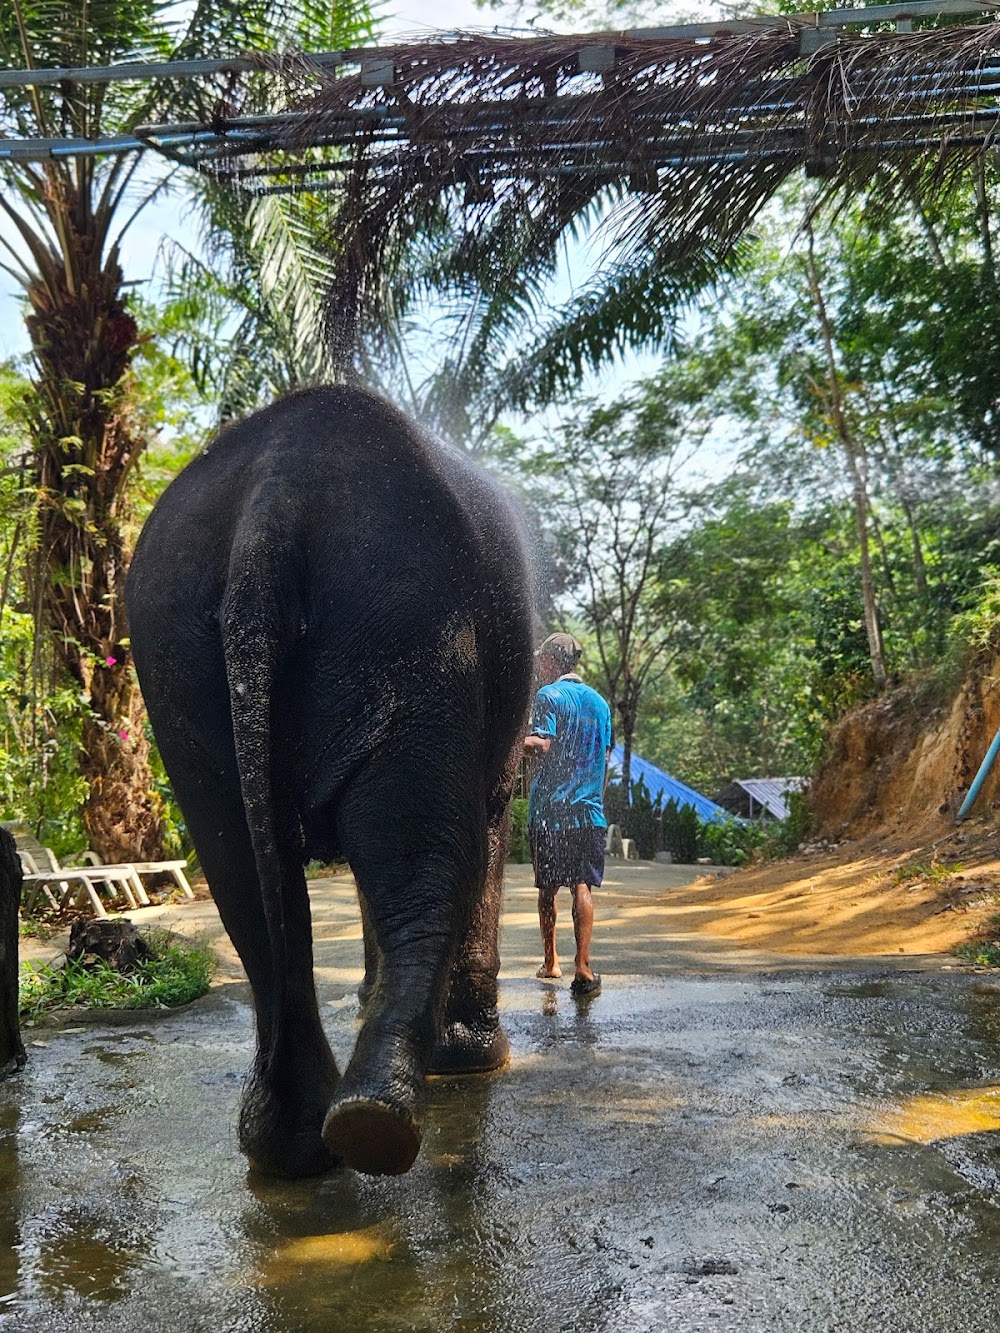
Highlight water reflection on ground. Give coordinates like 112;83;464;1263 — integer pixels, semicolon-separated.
9;904;1000;1328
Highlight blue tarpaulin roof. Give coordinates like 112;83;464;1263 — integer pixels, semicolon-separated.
609;745;729;823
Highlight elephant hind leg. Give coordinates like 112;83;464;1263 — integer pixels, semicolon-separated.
322;1057;424;1177
170;765;340;1179
356;891;379;1010
323;752;485;1175
430;741;521;1077
428;815;510;1077
238;836;342;1179
321;880;459;1175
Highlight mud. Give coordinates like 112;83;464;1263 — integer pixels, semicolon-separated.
7;866;1000;1331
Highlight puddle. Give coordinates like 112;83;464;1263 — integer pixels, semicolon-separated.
67;1105;119;1134
90;1049;137;1067
823;981;892;999
259;1222;399;1281
35;1207;150;1303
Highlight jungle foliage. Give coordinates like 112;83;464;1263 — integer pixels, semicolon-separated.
603;777;772;866
0;0;377;856
516;171;1000;810
4;5;1000;860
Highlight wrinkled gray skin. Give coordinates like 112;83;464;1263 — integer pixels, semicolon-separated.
126;386;534;1178
0;827;24;1078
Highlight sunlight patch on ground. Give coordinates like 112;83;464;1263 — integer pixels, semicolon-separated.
866;1086;1000;1145
311;964;365;986
310;925;364;942
523;1088;685;1121
261;1224;397;1280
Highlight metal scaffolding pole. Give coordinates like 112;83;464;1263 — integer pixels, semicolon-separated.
0;0;994;92
2;0;1000;177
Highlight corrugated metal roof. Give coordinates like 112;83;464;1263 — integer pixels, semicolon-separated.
609;745;729;823
718;777;807;821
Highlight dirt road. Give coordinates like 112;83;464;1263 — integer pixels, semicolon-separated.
7;859;1000;1331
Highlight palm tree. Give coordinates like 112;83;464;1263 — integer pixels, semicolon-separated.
0;1;376;859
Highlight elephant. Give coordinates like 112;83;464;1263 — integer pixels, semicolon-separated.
126;385;535;1178
0;826;25;1079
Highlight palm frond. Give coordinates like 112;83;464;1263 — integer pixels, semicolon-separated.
247;191;340;383
501;242;747;411
203;16;1000;355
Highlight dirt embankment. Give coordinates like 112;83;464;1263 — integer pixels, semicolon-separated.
690;655;1000;957
676;827;1000;956
810;656;1000;843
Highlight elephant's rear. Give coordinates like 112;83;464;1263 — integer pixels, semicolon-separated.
131;384;530;722
127;384;534;1178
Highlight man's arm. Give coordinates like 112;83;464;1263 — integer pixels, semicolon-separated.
525;687;557;757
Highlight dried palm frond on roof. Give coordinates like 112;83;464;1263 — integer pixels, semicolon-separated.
140;8;1000;370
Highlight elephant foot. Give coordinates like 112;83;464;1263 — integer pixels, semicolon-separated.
322;1096;421;1176
0;1047;26;1080
239;1065;341;1179
244;1126;340;1179
429;1019;510;1076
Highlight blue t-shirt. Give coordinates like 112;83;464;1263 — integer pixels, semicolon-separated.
528;675;613;830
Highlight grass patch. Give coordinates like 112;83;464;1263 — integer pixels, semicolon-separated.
18;912;62;941
19;928;215;1021
957;940;1000;967
892;860;964;884
955;911;1000;968
304;860;349;880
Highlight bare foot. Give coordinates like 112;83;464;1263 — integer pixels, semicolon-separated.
536;963;562;979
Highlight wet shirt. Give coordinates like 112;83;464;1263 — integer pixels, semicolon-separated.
528;675;613;831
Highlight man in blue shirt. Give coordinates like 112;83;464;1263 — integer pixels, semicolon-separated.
523;632;613;999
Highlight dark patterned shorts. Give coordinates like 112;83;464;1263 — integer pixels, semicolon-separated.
531;825;606;891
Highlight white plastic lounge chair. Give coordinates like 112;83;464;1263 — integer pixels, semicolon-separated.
18;848;145;919
5;824;194;918
75;850;195;901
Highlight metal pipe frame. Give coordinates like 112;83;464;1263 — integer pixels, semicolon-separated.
0;0;995;92
139;88;1000;174
2;0;1000;179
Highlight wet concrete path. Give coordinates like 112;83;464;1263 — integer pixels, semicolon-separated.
7;864;1000;1331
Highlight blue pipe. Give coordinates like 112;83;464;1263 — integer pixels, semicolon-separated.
957;725;1000;820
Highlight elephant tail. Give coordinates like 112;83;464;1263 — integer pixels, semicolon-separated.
220;498;301;1020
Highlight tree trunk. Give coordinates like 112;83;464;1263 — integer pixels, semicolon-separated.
81;661;164;862
0;828;24;1079
847;459;888;690
900;494;929;609
804;236;888;691
976;156;995;289
618;697;638;798
24;209;164;862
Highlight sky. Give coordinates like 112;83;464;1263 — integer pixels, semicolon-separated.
0;0;526;356
384;0;524;35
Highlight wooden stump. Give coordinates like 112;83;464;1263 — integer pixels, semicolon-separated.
67;919;153;972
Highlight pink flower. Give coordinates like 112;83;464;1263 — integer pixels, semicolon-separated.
105;655;117;666
118;729;129;741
